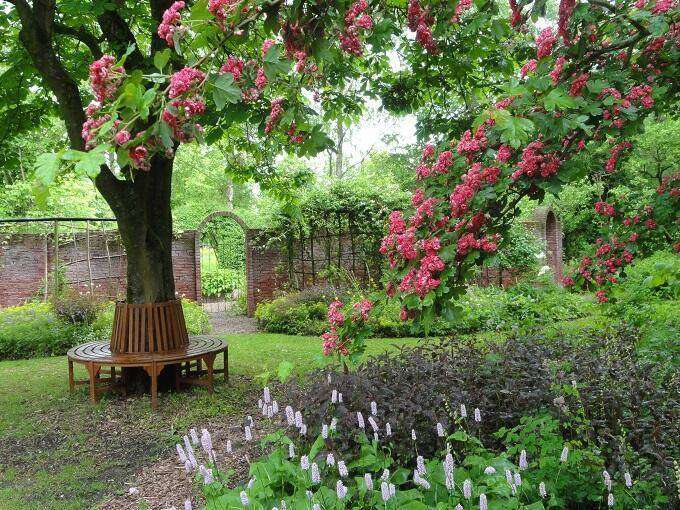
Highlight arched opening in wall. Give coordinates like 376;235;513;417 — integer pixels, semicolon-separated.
545;211;559;280
197;212;247;316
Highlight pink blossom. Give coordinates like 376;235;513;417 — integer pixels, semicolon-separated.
496;145;512;163
114;130;131;145
549;56;567;85
265;98;284;134
520;59;537;78
220;56;245;81
536;28;557;59
261;39;276;58
158;1;185;46
328;301;345;327
353;299;373;320
89;55;124;102
569;73;589;97
558;0;577;43
169;67;205;99
254;68;267;90
208;0;240;28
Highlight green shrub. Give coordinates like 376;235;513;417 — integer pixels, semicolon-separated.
51;290;103;324
201;267;244;297
0;302;90;359
607;251;680;368
256;282;600;338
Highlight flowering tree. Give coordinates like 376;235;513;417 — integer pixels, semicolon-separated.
8;0;678;322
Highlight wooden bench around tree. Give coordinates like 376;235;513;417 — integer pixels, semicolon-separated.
67;336;228;410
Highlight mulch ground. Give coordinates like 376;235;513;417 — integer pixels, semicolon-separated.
98;412;267;510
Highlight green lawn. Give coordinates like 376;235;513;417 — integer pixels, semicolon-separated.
0;333;418;510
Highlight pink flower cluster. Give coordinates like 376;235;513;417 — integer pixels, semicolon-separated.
82;108;110;150
450;163;499;218
340;0;372;56
220;56;245;81
568;73;589;97
550;56;567;85
398;235;444;298
594;201;616;217
452;0;472;23
456;126;488;161
511;140;561;180
520;59;537;79
208;0;241;29
168;67;205;99
158;1;185;47
508;0;523;27
651;0;675;14
407;0;439;54
328;301;345;327
536;28;557;59
89;55;124;103
604;141;632;173
558;0;577;43
496;145;512;163
265;98;284;134
353;299;373;320
456;232;498;257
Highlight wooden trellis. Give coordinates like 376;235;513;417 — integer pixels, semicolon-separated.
0;217;124;301
282;209;383;290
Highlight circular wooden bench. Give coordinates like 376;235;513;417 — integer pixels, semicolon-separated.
67;336;228;410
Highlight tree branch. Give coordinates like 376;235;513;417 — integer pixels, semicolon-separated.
53;22;103;58
96;2;145;69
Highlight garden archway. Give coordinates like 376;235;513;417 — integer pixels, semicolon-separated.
196;211;249;313
524;206;564;281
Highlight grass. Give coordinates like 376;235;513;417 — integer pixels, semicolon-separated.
0;333;418;510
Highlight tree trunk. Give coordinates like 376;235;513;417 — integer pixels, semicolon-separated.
112;155;176;304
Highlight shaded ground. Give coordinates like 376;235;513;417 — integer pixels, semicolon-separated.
0;334;417;510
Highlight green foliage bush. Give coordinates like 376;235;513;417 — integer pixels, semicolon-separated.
0;302;90;360
286;328;676;506
256;281;598;338
607;251;680;367
201;267;244;298
256;285;353;336
0;298;211;360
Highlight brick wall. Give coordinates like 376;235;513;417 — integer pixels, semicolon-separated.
0;231;199;308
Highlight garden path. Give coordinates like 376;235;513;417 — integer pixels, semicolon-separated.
205;302;258;334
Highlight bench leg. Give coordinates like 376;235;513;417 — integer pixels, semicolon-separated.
68;359;75;392
224;348;229;383
203;354;216;394
86;362;99;404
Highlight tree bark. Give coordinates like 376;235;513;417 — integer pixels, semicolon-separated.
115;156;176;303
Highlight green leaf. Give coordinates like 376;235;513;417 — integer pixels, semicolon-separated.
153;49;171;71
262;45;291;82
544;88;577;111
34;152;61;187
212;73;241;110
277;361;294;383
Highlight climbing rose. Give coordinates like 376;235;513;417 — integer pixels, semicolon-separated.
261;39;276;58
